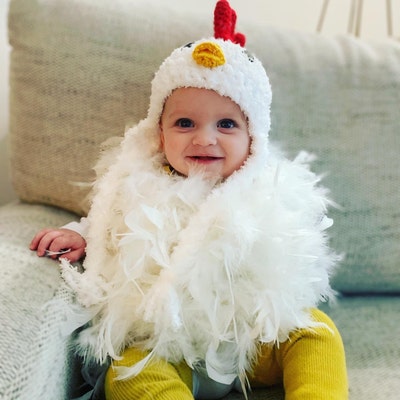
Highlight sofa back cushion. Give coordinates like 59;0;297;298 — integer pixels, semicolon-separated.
8;0;400;294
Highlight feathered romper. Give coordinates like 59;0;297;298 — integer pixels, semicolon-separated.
62;22;338;385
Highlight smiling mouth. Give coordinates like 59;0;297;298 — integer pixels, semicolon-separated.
188;156;223;162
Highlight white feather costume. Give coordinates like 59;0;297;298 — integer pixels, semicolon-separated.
62;33;338;385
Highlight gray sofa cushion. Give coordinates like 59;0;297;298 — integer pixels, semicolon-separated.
260;32;400;294
323;297;400;399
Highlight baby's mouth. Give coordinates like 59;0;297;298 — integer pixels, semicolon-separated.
188;155;223;162
192;156;220;160
188;155;223;166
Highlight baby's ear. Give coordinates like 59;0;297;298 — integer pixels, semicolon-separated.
158;124;165;150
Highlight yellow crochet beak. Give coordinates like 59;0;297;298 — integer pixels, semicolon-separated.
192;42;225;68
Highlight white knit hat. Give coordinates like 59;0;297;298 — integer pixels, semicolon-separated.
146;0;272;169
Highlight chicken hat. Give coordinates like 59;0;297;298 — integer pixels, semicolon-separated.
146;0;272;174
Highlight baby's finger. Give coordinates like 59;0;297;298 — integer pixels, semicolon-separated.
35;230;65;256
45;248;71;257
60;248;84;263
29;228;55;250
46;236;74;259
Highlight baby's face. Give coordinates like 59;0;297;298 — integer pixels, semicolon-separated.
160;88;250;179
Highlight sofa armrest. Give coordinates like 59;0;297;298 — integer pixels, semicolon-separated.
0;202;81;399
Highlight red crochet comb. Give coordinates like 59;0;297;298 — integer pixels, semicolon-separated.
214;0;246;47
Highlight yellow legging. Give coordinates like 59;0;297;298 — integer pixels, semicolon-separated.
105;309;348;399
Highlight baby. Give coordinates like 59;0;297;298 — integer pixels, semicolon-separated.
31;1;347;399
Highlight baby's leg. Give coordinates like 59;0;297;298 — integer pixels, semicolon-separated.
105;347;193;400
250;309;348;399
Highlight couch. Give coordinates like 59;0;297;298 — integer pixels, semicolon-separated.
1;0;399;399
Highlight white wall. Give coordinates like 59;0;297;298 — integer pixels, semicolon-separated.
164;0;399;39
0;0;398;204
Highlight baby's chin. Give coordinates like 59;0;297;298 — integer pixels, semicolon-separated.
185;164;224;184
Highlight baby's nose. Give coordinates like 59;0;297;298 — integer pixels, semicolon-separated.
192;127;217;146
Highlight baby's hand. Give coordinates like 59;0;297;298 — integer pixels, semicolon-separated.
30;228;86;263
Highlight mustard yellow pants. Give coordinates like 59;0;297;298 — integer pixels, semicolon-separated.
105;309;348;399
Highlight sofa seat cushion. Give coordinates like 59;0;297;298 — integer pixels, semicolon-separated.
227;296;400;399
322;296;400;399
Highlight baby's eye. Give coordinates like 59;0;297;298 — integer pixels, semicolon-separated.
176;118;194;128
217;119;236;129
